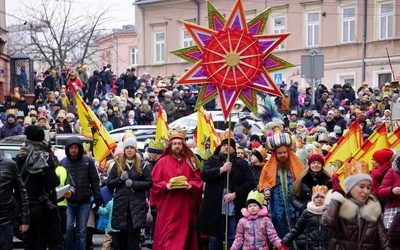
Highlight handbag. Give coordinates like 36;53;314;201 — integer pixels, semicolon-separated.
383;207;400;229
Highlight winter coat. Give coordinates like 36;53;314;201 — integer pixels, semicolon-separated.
250;164;263;188
161;100;175;123
321;191;390;250
371;161;392;195
231;206;282;250
388;211;400;249
289;85;299;107
96;199;119;233
173;100;187;119
195;153;256;236
0;156;30;226
0;121;24;139
291;170;331;212
378;157;400;208
282;202;329;250
340;89;356;102
107;161;152;230
62;137;102;204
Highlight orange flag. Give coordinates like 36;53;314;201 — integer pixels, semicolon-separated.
74;89;116;162
351;123;389;170
155;107;169;141
388;126;400;151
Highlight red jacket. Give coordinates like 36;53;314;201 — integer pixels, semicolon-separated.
378;164;400;208
67;78;83;93
371;162;392;194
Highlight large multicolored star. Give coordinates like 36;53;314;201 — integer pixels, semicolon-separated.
171;0;294;119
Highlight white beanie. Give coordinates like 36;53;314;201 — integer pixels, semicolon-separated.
344;173;372;193
123;137;138;150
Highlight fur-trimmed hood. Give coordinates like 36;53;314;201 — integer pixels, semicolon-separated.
241;205;268;219
324;190;382;222
392;155;400;173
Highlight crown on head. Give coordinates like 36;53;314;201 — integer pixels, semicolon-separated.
289;122;297;130
312;185;328;196
148;139;166;150
219;128;235;141
343;159;369;178
82;142;91;153
247;190;264;206
306;135;316;143
169;126;187;140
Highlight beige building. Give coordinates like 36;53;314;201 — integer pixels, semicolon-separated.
134;0;400;90
95;25;139;76
0;0;10;100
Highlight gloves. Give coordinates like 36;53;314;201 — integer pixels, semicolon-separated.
120;171;129;181
125;179;133;188
331;174;345;196
279;244;289;250
91;203;99;212
94;198;103;208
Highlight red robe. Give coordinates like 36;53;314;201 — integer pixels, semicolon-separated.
150;154;203;250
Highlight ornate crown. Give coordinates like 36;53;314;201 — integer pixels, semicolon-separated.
343;159;369;178
306;135;316;143
17;110;24;117
312;185;329;196
82;142;91;153
148;139;166;150
219;128;235;141
246;190;264;206
169;126;187;140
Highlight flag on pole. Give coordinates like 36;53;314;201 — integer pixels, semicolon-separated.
196;107;211;151
155;107;169;141
351;123;389;170
324;119;363;188
74;89;117;162
208;113;220;152
388;126;400;150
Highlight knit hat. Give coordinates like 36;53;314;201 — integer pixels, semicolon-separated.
344;173;372;193
123;137;138;150
252;146;267;163
25;125;45;142
251;141;261;149
7;113;16;119
250;134;260;142
114;146;124;156
220;138;236;151
66;113;75;119
311;185;328;201
334;125;342;134
297;120;306;127
246;190;264;209
372;149;394;165
308;154;325;166
241;121;252;130
343;159;372;193
100;113;108;119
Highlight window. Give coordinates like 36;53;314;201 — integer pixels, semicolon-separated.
379;2;393;39
337;73;355;88
154;31;165;63
306;12;319;47
131;48;138;66
378;73;392;89
182;29;194;48
273;16;286;50
342;6;355;43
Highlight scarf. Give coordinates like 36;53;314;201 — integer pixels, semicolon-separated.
19;140;49;174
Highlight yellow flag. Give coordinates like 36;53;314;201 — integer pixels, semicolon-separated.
196;107;210;151
388;126;400;151
208;113;220;152
74;89;116;162
156;107;169;140
352;123;389;170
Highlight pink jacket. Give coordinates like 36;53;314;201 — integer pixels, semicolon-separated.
231;206;282;250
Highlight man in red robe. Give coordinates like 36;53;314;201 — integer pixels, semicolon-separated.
150;128;203;250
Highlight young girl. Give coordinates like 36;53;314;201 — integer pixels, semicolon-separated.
281;185;329;250
231;191;284;250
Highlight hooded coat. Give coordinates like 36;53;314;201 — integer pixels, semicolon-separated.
378;156;400;209
321;191;390;250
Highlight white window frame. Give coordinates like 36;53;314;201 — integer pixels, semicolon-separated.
154;31;165;63
131;48;138;66
336;72;356;88
182;29;194;48
273;16;286;50
378;1;393;39
341;6;356;43
306;11;319;47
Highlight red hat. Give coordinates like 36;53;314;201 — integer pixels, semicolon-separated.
308;154;325;166
372;149;394;165
251;141;261;149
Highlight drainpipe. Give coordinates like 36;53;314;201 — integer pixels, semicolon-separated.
191;0;200;24
361;0;367;82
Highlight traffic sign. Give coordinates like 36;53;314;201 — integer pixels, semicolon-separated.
274;73;283;85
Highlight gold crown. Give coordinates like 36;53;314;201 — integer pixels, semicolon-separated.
312;185;328;196
148;139;166;150
306;135;316;143
289;122;297;129
169;126;187;140
325;159;343;174
247;190;264;206
82;142;91;153
219;129;235;141
343;159;369;178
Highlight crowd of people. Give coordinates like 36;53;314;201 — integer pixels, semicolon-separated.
0;63;399;250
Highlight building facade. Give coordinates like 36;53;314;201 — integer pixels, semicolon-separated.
134;0;399;90
0;0;9;100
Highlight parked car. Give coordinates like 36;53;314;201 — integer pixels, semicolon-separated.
108;125;156;142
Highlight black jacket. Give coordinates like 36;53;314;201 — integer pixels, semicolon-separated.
63;137;102;204
282;208;329;249
0;156;29;226
195;153;255;236
107;160;152;230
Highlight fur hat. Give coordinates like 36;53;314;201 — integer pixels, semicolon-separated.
308;154;325;166
123;137;138;150
25;125;45;142
372;149;394;165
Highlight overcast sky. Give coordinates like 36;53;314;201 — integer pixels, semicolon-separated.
5;0;136;30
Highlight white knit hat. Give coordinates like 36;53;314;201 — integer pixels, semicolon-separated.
123;137;138;150
344;173;372;193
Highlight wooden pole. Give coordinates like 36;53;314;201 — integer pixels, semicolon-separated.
225;114;232;250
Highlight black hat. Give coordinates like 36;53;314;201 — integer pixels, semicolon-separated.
44;70;50;75
252;150;263;163
6;113;16;119
25;125;45;142
220;138;236;151
250;134;260;142
241;121;252;130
